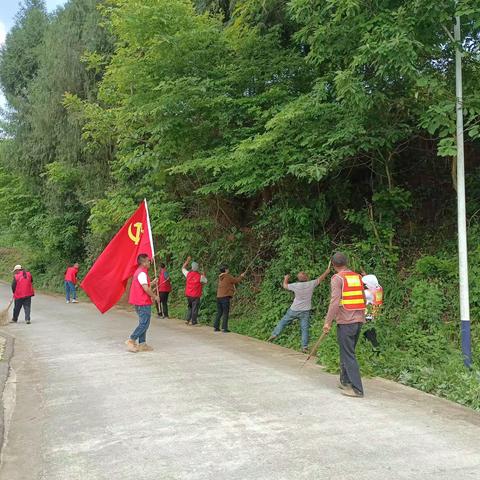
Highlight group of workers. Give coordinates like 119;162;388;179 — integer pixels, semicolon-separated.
123;251;383;398
8;251;383;398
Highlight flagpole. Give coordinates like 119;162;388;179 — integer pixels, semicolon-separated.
144;199;162;315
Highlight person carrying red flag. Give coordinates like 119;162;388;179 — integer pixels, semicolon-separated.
64;263;80;304
81;200;154;314
125;254;158;353
182;256;207;326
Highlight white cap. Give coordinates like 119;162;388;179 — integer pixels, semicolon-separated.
12;264;22;272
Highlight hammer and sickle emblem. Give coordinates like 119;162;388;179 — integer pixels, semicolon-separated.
128;222;144;245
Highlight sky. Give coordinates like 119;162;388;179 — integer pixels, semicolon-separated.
0;1;66;108
0;1;66;35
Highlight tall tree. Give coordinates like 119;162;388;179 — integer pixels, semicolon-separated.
0;0;48;106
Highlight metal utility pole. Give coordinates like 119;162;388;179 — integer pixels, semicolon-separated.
454;11;472;368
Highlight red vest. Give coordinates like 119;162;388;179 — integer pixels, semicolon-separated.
64;267;78;283
129;267;152;306
14;271;35;299
158;268;172;293
185;271;203;298
337;270;366;311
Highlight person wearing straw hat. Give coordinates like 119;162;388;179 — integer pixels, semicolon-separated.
11;265;35;324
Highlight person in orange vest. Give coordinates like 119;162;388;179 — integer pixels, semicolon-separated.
323;252;366;398
182;256;207;326
11;265;35;324
125;254;159;353
362;273;383;349
64;263;80;304
156;262;172;318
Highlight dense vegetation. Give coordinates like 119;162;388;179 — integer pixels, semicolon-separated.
1;0;480;408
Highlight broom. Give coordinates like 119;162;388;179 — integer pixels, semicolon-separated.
301;331;328;368
0;298;13;326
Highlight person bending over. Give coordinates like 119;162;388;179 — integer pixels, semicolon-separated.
269;263;330;353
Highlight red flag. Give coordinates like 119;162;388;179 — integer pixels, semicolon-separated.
81;200;154;313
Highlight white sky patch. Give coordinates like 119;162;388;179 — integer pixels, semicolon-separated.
0;20;6;46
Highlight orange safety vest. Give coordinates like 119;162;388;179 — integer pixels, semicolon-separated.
371;287;384;306
337;270;366;311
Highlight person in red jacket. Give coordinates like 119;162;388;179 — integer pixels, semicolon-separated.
182;256;207;326
11;265;35;324
156;262;172;318
125;254;158;353
64;263;79;304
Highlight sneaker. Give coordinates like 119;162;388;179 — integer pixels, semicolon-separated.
125;339;138;353
10;319;17;323
26;320;31;324
302;347;309;354
214;328;220;332
222;329;230;333
185;321;190;325
337;382;352;390
71;299;79;304
267;335;277;342
137;343;153;352
66;300;70;304
341;386;364;398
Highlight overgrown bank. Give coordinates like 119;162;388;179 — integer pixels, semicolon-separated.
0;0;480;409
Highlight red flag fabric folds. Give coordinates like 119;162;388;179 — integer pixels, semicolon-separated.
81;200;154;313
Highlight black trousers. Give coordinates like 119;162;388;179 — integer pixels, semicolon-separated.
337;323;363;394
363;326;379;348
156;292;169;317
13;296;32;322
214;297;231;331
186;296;200;324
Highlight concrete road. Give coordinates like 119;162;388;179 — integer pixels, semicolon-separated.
1;286;479;480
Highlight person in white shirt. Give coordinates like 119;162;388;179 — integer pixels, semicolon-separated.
362;273;382;349
268;263;331;352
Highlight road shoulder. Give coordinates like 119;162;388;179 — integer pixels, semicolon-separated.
0;332;14;459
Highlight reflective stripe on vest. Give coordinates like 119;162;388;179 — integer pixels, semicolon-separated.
338;271;366;311
128;267;152;306
372;287;384;306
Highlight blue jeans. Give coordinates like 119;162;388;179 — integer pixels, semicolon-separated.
65;281;77;301
272;308;311;349
130;305;152;344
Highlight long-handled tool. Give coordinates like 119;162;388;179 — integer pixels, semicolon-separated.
301;331;328;368
242;249;263;275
